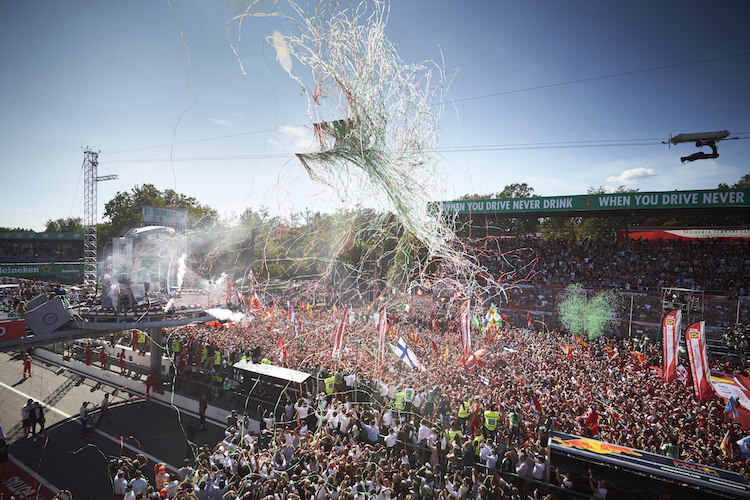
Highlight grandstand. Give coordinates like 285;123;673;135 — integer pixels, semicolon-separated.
0;231;83;283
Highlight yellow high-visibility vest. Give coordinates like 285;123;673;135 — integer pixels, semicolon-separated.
138;331;146;343
394;391;405;411
484;410;499;431
172;339;180;353
324;376;336;394
214;351;222;366
458;401;470;419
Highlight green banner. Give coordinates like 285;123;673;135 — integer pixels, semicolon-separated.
434;188;749;215
0;232;84;240
0;262;83;277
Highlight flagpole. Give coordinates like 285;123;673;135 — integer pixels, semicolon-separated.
628;294;634;340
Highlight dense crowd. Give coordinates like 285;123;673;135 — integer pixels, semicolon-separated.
2;235;749;498
473;237;748;294
105;296;743;499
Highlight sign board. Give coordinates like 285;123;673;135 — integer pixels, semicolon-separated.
0;263;83;278
0;319;25;340
0;232;83;240
142;206;188;231
433;188;750;215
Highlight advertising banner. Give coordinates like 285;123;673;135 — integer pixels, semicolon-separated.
434;188;749;215
0;319;25;340
686;321;712;401
662;310;681;383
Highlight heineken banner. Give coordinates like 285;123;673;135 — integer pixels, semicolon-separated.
434;188;749;215
0;263;83;278
662;310;681;384
685;321;712;402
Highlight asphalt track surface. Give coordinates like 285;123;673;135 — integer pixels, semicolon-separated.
0;351;227;499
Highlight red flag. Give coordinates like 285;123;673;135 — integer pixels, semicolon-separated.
430;340;439;357
377;307;387;371
502;313;509;326
527;311;532;328
331;308;350;357
277;336;287;364
662;310;681;383
460;300;472;362
561;345;573;358
530;392;543;413
584;408;599;434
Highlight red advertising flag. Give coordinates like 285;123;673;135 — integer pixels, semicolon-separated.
0;319;25;340
662;310;681;383
685;321;713;401
460;300;472;361
331;308;350;357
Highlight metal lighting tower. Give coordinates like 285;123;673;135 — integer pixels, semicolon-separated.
82;148;117;292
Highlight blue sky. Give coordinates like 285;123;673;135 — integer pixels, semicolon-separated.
1;0;748;231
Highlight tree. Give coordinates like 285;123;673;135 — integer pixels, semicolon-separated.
498;182;535;199
718;173;750;189
98;184;218;249
44;217;83;233
540;186;637;240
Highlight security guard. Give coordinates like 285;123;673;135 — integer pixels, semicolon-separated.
483;406;500;440
457;399;471;429
394;390;406;414
324;376;336;395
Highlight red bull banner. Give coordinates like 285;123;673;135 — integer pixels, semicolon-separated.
686;321;712;401
662;310;681;383
549;431;750;497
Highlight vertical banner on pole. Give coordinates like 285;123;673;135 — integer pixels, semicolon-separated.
685;321;712;401
662;310;681;383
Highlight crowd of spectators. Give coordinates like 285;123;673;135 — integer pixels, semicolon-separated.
472;236;748;294
96;295;745;499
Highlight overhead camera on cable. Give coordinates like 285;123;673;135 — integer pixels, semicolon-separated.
665;130;730;163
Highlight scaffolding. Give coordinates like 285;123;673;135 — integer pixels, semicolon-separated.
82;149;117;292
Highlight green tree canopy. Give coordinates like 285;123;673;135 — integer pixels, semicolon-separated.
45;217;83;233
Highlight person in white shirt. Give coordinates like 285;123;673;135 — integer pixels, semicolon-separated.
384;428;398;457
113;470;128;498
123;484;136;500
515;453;531;479
531;455;545;480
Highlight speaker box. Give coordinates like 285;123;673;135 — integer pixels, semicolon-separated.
26;293;49;311
23;296;73;335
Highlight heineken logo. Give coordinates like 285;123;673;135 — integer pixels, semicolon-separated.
0;266;40;274
0;326;5;337
666;318;675;325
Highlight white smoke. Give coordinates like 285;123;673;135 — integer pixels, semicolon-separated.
176;253;187;291
206;307;245;322
163;297;175;312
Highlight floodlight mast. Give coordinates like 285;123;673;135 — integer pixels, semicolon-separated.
665;130;730;163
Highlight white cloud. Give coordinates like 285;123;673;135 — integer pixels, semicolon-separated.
606;167;658;184
271;125;314;151
210;118;231;127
